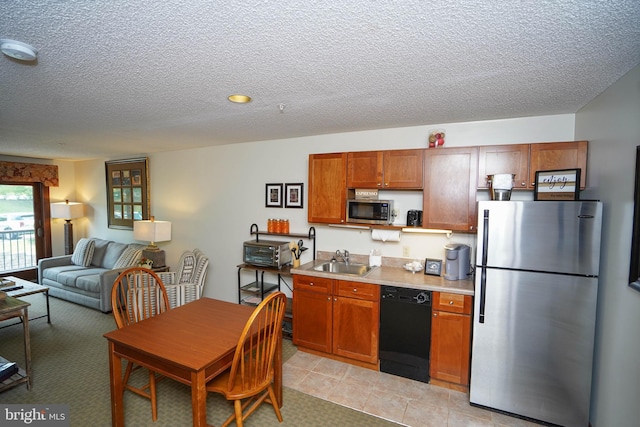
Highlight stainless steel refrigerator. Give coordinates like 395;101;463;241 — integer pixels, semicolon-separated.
470;201;602;427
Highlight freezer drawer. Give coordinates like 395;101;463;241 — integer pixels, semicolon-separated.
470;268;598;427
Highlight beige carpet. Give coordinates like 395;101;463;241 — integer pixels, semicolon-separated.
0;293;400;426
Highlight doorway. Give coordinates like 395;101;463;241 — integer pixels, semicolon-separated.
0;182;52;281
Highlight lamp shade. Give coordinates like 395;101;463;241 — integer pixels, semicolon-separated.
51;200;84;219
133;219;171;246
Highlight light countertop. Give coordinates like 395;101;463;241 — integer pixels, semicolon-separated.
291;259;474;296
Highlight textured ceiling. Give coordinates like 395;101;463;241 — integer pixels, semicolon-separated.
1;0;639;161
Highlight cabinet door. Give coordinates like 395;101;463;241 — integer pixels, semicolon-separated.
430;310;471;386
529;141;588;189
332;296;379;363
478;144;529;189
383;149;424;189
423;147;478;232
347;151;383;188
308;153;347;224
292;289;332;353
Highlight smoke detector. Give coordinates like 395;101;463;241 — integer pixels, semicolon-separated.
0;39;38;61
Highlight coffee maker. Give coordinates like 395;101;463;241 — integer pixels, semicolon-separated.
444;244;471;281
406;210;423;226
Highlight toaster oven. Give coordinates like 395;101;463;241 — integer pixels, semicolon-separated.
243;240;292;268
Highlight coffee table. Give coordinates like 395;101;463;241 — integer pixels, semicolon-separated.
1;276;50;324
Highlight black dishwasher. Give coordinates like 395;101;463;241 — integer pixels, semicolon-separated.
379;286;432;383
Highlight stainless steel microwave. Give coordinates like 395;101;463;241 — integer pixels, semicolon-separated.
346;199;394;225
243;240;292;268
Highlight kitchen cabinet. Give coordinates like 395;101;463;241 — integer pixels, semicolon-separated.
430;292;472;391
423;146;478;232
478;141;588;190
293;275;379;366
477;144;530;189
308;153;347;224
529;141;588;189
347;149;423;189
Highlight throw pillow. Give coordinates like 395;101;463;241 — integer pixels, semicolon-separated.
177;251;196;283
113;247;142;269
71;238;95;267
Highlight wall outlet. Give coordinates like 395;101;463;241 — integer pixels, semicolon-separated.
402;246;410;257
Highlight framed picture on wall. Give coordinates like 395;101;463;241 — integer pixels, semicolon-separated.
106;158;149;229
285;183;304;208
265;183;283;208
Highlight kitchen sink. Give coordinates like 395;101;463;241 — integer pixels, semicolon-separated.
312;261;374;276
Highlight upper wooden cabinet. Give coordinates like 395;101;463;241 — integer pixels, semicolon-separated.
308;153;347;224
478;144;530;189
529;141;587;189
478;141;588;190
347;149;423;189
423;147;478;232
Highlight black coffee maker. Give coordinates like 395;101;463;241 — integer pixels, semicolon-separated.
406;210;423;226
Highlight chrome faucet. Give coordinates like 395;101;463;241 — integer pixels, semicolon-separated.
334;249;350;265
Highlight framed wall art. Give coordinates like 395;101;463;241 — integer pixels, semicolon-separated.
285;183;304;208
265;183;283;208
105;158;149;229
534;169;581;201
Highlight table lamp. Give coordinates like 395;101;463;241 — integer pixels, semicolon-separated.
50;200;85;255
133;217;171;268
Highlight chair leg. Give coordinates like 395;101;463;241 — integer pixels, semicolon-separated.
267;385;283;422
149;370;158;421
234;399;244;427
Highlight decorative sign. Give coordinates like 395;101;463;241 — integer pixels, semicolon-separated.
424;258;443;276
534;169;581;201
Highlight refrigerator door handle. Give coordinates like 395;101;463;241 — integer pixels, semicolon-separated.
479;209;489;323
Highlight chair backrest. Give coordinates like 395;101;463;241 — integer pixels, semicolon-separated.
111;267;171;328
227;292;287;393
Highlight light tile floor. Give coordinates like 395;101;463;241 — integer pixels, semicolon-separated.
284;351;543;427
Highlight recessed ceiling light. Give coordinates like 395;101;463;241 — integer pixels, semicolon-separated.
0;39;38;61
228;94;252;104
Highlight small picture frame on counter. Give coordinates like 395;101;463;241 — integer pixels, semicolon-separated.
424;258;442;276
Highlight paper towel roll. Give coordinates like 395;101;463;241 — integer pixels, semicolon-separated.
371;229;401;242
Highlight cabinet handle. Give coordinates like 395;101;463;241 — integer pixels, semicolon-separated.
433;313;438;317
449;300;454;305
353;288;357;292
309;282;314;286
327;297;331;301
334;298;337;301
384;183;389;187
521;181;526;187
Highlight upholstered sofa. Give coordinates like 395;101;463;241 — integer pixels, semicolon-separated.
38;238;146;313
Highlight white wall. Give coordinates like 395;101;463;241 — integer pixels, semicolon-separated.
575;64;640;427
71;114;574;304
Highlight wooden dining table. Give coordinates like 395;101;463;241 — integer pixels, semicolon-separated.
103;297;283;427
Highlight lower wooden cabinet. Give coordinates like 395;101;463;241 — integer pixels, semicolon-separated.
430;292;473;390
293;275;379;366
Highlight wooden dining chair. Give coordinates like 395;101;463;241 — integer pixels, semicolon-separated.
206;291;287;427
111;267;170;422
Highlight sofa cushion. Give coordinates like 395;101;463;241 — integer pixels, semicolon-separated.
42;265;89;282
56;268;109;288
90;238;111;267
102;242;128;269
75;273;105;293
113;247;142;269
71;238;95;267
